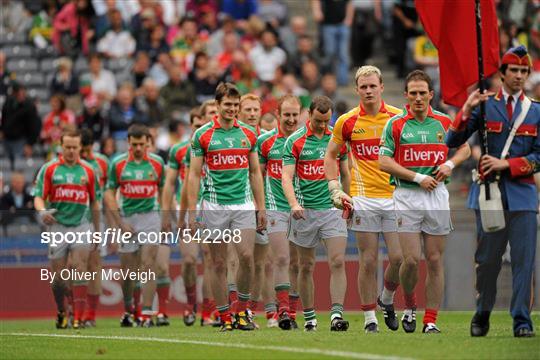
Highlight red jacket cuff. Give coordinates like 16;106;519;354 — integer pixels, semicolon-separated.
450;110;468;132
507;157;534;178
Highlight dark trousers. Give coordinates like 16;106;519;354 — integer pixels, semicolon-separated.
474;210;537;332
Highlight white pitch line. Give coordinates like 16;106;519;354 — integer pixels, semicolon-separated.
1;332;414;360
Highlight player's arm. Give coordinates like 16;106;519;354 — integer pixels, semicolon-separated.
33;165;56;225
379;120;437;191
178;166;189;229
325;135;352;209
89;168;101;232
103;162;133;234
248;151;266;231
433;143;471;182
282;164;304;220
162;167;177;232
187;155;203;227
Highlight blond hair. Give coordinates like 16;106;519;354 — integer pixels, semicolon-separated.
354;65;383;85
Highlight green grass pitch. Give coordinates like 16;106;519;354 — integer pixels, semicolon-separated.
1;312;539;359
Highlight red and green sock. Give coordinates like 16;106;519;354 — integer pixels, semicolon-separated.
157;276;170;315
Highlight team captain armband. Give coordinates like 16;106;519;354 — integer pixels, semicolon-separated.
450;110;468;132
507;157;535;178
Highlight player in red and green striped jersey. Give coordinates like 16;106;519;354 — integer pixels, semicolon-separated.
80;129;109;327
187;83;266;332
34;128;100;329
257;94;303;330
281;96;351;332
379;70;470;334
104;124;165;328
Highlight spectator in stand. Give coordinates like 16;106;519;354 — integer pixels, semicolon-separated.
0;51;15;97
29;1;56;49
222;0;258;20
0;172;35;235
189;52;224;103
198;4;219;34
136;78;166;126
168;16;205;76
94;0;118;39
160;66;197;123
138;25;170;65
350;0;381;68
108;83;149;150
85;53;117;102
392;0;419;78
1;83;41;170
280;15;308;56
278;73;310;106
257;0;288;30
240;15;266;52
413;32;440;107
92;0;140;25
314;73;346;107
50;57;79;100
216;32;239;71
260;112;278;131
312;0;354;86
79;93;107;142
249;28;287;82
131;51;151;89
149;52;172;88
186;0;219;22
52;0;95;57
301;60;321;93
100;136;116;157
130;6;157;50
207;16;236;57
235;60;260;95
41;94;76;158
97;9;136;59
0;0;32;35
288;34;320;77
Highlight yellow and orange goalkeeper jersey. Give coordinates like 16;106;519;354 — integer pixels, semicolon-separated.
331;101;402;199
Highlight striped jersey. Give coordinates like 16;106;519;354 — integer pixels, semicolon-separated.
379;106;452;188
257;128;289;211
191;117;258;205
106;151;165;216
283;122;348;210
332;102;401;198
33;156;98;226
183;143;205;202
81;151;109;200
167;140;189;201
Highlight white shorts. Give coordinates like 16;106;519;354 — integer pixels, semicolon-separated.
256;230;269;245
201;200;256;239
267;210;290;234
393;184;453;235
118;212;161;253
47;222;93;260
350;196;397;233
288;209;347;248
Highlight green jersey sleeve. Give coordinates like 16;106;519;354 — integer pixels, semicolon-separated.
106;158;119;190
282;137;297;166
191;131;204;157
33;163;48;198
379;119;395;157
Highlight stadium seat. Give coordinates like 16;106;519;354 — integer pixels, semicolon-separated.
7;58;39;72
2;44;33;58
0;32;27;46
27;87;49;102
74;56;89;73
106;58;134;72
19;72;45;87
37;101;52;117
40;58;58;72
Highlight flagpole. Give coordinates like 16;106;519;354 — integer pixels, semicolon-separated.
474;0;491;199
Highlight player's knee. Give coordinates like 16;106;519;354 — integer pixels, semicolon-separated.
388;254;403;269
289;261;299;275
275;254;289;268
402;255;419;269
426;252;443;271
330;254;345;271
183;254;197;268
212;257;227;274
141;257;156;271
237;250;253;265
299;258;315;275
360;254;377;274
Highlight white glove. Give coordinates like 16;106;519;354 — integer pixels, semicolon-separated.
328;180;352;209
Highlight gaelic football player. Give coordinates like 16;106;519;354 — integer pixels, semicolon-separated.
325;66;403;333
34;128;100;329
257;94;303;330
187;83;266;331
282;96;350;332
104;124;165;327
378;70;470;333
79;129;109;327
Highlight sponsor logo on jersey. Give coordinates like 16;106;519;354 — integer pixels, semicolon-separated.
52;185;89;203
399;144;447;167
351;138;380;161
353;128;366;134
297;159;325;180
269;149;281;156
120;181;157;198
207;149;250;170
210;139;222;146
402;133;414;139
301;149;314;156
437;131;444;142
267;159;282;179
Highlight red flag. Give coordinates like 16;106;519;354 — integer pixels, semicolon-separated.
415;0;500;107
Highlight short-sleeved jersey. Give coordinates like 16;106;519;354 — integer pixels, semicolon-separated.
33;156;98;226
183;145;206;202
168;140;189;200
106;151;165;216
191;118;258;205
332;102;401;198
257;128;289;211
283;122;348;210
82;152;109;201
379;106;452;188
